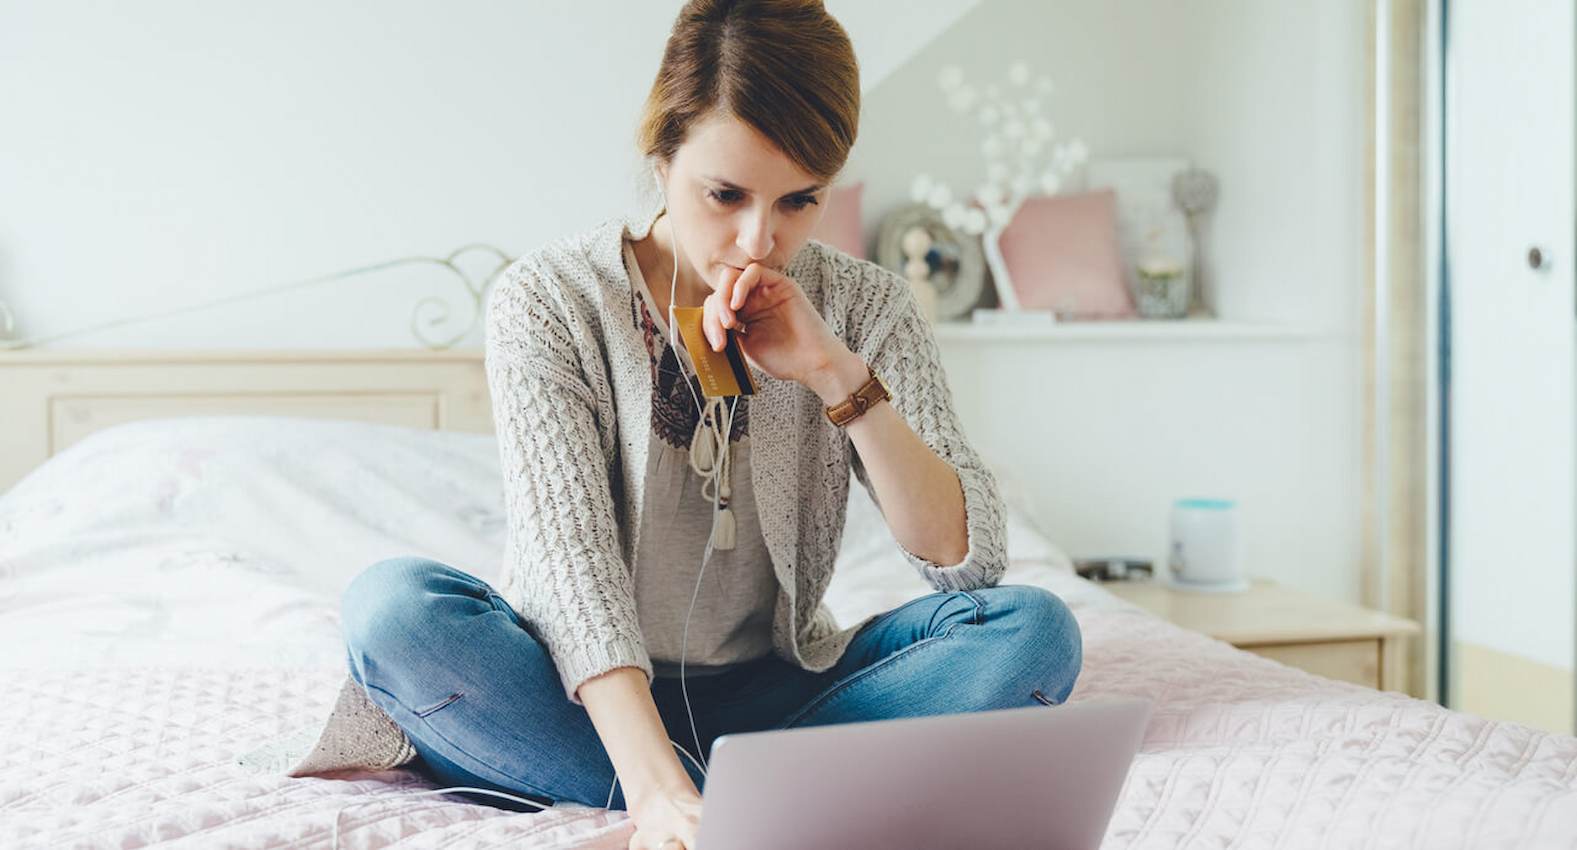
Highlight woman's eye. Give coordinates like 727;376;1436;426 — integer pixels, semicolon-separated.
706;189;818;210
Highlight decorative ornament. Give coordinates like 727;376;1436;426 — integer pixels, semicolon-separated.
875;202;986;323
1171;167;1219;316
900;226;940;323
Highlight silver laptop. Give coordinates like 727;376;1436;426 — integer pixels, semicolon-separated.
694;697;1150;849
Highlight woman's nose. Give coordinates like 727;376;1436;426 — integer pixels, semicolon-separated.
737;215;775;261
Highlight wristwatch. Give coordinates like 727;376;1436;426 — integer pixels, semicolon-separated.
824;365;892;427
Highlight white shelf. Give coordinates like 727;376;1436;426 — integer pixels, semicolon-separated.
929;317;1340;343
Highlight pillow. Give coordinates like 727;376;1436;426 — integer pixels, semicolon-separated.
824;459;1076;629
992;188;1134;318
820;463;1078;627
810;181;866;259
0;416;507;668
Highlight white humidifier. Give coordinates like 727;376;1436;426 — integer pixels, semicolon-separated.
1166;498;1248;593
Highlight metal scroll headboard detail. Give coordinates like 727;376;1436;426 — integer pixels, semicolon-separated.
0;243;515;352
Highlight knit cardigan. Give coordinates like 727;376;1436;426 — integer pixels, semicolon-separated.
250;200;1009;778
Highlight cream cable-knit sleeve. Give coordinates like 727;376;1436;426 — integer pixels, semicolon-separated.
844;256;1010;592
483;263;653;707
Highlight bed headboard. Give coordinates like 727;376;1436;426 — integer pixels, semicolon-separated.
0;348;492;494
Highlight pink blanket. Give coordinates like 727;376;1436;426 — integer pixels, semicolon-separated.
2;417;1574;848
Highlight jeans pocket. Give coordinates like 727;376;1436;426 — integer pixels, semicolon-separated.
413;690;465;718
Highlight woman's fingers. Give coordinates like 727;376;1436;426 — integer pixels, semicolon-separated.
727;263;790;318
709;266;754;349
703;263;789;349
717;266;745;328
703;294;725;351
729;265;757;312
728;264;769;319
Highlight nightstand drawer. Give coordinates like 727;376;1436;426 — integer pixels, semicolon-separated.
1102;578;1420;694
1242;639;1381;689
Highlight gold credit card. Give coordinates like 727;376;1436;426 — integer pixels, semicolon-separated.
672;306;759;397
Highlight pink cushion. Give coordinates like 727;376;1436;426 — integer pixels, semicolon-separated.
810;181;865;259
995;188;1133;318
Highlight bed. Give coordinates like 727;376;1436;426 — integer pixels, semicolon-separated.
2;351;1576;849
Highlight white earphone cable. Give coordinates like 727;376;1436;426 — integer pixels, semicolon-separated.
332;179;729;850
664;212;708;425
606;180;735;819
661;197;735;777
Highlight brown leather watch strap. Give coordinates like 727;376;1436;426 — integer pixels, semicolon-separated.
824;366;892;427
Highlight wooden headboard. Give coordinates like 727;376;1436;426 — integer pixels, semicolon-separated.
0;348;493;494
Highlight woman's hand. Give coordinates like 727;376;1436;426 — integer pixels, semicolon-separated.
702;262;847;388
627;779;703;850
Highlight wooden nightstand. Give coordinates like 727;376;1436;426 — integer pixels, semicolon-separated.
1103;578;1422;694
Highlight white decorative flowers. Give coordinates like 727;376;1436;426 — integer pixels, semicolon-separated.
911;60;1089;236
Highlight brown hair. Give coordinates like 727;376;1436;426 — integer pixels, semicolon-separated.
636;0;860;183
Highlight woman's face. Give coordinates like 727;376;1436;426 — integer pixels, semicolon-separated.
656;111;831;298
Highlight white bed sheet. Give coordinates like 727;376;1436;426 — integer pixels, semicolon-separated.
2;416;1575;849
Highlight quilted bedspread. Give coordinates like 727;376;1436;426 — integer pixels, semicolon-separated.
2;417;1576;848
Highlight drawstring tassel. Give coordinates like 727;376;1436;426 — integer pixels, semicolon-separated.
709;440;736;550
689;424;716;470
691;397;737;551
712;502;736;550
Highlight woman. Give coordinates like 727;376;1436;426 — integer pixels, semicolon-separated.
296;2;1082;848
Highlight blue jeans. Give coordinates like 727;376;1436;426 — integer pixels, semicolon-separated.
340;556;1082;812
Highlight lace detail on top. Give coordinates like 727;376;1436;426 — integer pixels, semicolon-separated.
626;240;749;449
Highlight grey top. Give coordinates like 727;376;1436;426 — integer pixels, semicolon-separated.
624;236;777;678
241;199;1009;779
640;432;775;678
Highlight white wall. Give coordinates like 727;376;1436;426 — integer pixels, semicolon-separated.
0;0;979;349
1182;0;1369;331
2;1;671;348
